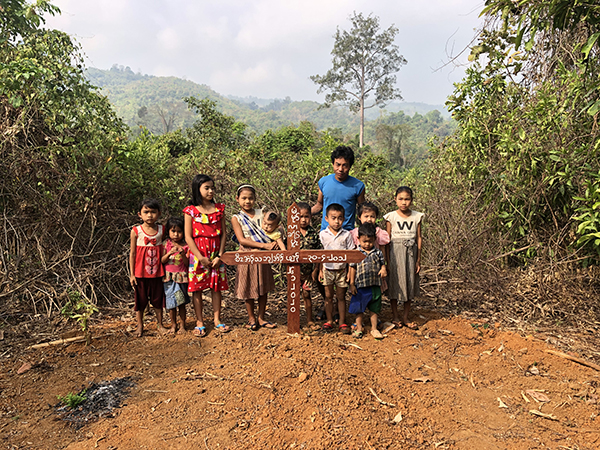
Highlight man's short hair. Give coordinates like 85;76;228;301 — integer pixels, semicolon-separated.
331;145;355;167
325;203;345;217
358;222;376;239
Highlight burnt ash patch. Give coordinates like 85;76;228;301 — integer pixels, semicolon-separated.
55;377;135;428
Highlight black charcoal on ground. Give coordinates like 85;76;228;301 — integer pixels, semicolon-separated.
55;377;135;428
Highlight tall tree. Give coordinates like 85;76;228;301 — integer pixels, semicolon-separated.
311;12;406;147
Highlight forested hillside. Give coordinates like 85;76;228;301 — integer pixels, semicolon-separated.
87;66;455;167
86;66;361;135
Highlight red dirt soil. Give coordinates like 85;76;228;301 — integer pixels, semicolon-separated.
1;305;599;450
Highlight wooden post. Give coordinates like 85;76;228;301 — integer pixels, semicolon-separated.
286;203;302;333
221;203;365;333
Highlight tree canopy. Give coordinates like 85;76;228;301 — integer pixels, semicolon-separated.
311;12;406;148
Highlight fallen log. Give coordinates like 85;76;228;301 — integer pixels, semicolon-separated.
545;349;600;371
28;333;111;350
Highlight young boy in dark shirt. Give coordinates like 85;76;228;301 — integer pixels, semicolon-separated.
348;223;387;339
296;202;321;329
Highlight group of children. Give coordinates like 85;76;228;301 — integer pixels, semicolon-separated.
129;175;423;339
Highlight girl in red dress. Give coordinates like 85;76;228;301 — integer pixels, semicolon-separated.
183;174;229;337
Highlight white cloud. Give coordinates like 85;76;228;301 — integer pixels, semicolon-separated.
45;0;485;104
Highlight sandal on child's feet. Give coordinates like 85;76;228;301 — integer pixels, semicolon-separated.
381;322;396;334
352;329;364;339
215;323;230;333
371;329;384;340
322;322;334;332
339;323;351;335
193;326;206;337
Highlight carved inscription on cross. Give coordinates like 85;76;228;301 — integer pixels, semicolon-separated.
221;203;365;333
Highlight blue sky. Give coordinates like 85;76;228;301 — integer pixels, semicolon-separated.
46;0;484;105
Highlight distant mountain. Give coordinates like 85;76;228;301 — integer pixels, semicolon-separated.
86;66;449;135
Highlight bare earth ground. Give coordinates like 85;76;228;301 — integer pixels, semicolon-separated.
1;292;600;450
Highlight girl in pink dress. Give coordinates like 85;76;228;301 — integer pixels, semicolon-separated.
183;174;229;337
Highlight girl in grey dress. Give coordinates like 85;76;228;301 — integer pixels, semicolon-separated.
384;186;423;330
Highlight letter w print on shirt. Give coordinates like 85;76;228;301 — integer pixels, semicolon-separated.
396;221;414;231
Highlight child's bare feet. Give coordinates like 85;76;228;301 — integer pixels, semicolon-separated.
404;321;418;330
177;322;187;334
157;324;169;334
306;321;320;331
166;326;176;335
135;326;143;338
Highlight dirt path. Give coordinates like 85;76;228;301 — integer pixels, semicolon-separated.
1;308;599;449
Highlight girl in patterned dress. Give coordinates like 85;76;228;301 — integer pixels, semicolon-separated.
183;175;229;337
384;186;424;330
231;184;278;331
161;217;190;335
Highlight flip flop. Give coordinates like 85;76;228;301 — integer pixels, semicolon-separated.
322;322;334;332
352;329;363;339
339;324;351;335
215;323;230;333
245;322;260;331
193;326;206;337
371;329;384;340
259;321;277;329
381;322;396;334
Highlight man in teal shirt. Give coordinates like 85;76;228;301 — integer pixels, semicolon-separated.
312;146;366;231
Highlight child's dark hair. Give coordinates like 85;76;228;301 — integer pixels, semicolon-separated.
358;222;376;239
166;216;184;233
265;211;281;223
236;183;256;197
140;198;161;212
356;202;379;223
325;203;345;217
395;186;414;199
331;145;355;168
190;174;215;205
297;202;311;213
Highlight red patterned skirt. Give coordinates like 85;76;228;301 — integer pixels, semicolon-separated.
188;235;229;292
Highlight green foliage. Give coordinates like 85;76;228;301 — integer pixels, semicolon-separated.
184;96;248;151
368;110;455;169
0;0;60;45
61;291;99;345
1;1;133;316
311;12;407;147
57;391;87;408
434;0;600;262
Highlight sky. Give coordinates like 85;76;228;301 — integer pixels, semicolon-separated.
45;0;485;106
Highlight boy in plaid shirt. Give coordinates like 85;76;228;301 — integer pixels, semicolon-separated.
348;223;387;339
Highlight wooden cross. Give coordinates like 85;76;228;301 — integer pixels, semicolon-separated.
221;202;366;333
